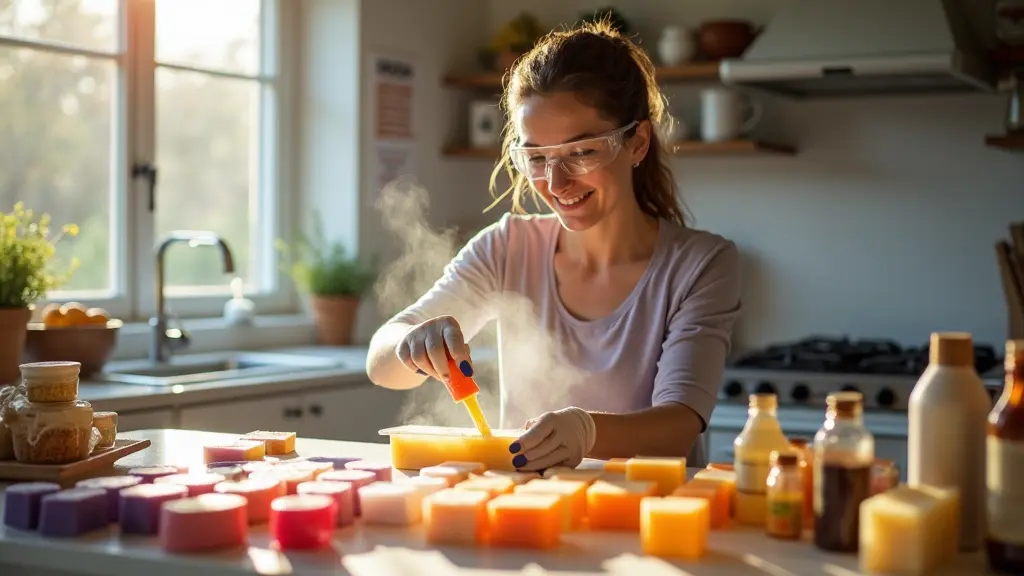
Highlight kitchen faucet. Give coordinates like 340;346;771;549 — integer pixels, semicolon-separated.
151;231;236;363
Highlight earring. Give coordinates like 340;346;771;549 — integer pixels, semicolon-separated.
633;162;640;168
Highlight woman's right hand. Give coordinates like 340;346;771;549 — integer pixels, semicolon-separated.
394;315;474;382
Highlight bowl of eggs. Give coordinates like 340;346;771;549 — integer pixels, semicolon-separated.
24;303;124;378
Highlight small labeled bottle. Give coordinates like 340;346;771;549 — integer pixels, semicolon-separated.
766;450;803;540
813;392;874;553
987;340;1024;575
788;437;815;529
733;393;791;525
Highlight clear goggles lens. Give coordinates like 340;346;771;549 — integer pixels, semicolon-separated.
509;121;638;181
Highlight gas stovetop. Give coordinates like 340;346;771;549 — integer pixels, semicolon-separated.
721;335;1003;411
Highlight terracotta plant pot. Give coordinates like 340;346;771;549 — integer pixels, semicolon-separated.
0;307;31;385
497;50;525;72
311;295;360;346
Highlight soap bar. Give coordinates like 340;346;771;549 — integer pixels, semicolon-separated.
641;496;710;558
250;467;315;495
586;479;658;531
440;461;487;474
206;465;245;481
270;494;337;550
424;488;490;545
306;456;360;470
119;483;189;535
481;470;541;485
3;482;61;530
401;475;448;497
548;469;603;485
76;475;142;521
320;469;376;516
359;482;422;525
694;468;738;517
859;484;960;574
344;460;392;482
242;461;276;475
420;465;469;487
913;484;959;561
515;479;587;529
540;467;575;479
160;493;248;553
604;458;628;473
297;481;355;527
487;493;562;549
454;477;515;498
672;479;730;529
241;430;296;456
380;425;519;471
203;440;266;463
38;488;110;537
625;457;687;496
281;460;334;479
154;473;226;497
128;466;181;484
213;478;285;524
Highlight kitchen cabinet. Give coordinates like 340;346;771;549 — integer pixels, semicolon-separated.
117;408;176;432
179;394;301;435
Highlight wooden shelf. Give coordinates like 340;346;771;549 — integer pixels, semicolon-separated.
986;133;1024;150
443;140;797;158
443;61;721;90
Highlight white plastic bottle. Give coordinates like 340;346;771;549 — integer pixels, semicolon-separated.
907;332;991;551
733;393;791;525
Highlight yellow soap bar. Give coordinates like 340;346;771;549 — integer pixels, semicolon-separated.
379;425;519;471
859;484;960;574
912;484;960;561
625;457;687;496
487;493;562;549
672;479;730;529
641;496;710;559
478;470;540;485
604;458;628;473
423;488;490;545
454;477;514;498
241;430;296;456
586;479;658;531
693;468;737;517
514;479;588;529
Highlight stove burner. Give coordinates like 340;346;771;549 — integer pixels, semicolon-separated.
731;335;999;376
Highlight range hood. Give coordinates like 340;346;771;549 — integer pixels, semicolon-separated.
719;0;997;98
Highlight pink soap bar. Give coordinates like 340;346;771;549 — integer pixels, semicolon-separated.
203;440;266;463
344;460;392;481
75;476;142;521
213;478;285;524
160;493;248;553
297;481;355;527
128;466;181;484
402;475;448;497
154;473;226;497
119;483;189;535
270;494;337;550
358;482;422;525
420;465;469;487
250;468;315;495
320;470;375;516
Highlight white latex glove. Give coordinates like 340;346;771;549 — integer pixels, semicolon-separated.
511;407;596;472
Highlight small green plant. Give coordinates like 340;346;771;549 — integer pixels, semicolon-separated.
277;217;377;298
0;202;79;308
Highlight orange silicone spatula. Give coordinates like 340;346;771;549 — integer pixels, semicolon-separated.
444;352;492;437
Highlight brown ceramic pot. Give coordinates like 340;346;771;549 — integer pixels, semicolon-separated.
311;295;360;346
698;20;758;60
0;307;31;385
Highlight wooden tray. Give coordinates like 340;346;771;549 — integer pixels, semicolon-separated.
0;438;151;484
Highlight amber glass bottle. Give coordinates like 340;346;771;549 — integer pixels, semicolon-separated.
987;340;1024;574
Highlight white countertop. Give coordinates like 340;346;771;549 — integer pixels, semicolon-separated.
0;429;993;576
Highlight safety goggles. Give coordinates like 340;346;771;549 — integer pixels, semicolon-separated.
509;121;638;182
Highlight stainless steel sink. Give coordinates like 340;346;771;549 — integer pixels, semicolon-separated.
95;351;347;387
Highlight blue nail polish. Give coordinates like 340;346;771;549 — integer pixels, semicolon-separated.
509;442;521;454
459;360;473;377
512;454;527;468
416;369;426;375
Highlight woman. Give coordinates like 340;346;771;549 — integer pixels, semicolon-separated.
366;21;741;472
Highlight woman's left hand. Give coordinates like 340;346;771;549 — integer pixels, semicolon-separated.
510;407;596;472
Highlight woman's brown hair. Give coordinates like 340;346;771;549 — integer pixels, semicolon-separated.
487;19;687;226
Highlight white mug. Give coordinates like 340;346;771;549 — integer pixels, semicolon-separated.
469;100;502;148
700;88;762;142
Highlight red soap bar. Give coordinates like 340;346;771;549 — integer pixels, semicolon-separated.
270;494;337;550
344;460;392;482
154;473;226;497
320;470;376;516
213;478;285;524
160;493;248;553
297;481;355;526
444;354;479;403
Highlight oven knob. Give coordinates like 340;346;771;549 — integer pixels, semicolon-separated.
724;381;744;398
876;388;896;408
755;382;777;396
791;384;810;402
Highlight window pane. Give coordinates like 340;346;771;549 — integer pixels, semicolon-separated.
156;67;260;290
0;46;115;293
155;0;260;76
0;0;118;53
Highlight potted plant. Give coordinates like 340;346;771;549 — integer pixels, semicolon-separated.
0;203;78;384
487;13;546;71
278;218;377;347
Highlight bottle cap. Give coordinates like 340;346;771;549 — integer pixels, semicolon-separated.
930;332;974;367
749;393;777;410
788;437;810;449
826;391;863;418
770;450;799;467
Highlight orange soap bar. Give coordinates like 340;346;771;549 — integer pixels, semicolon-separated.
440;461;487;475
203;440;266;464
479;470;540;485
487;493;562;549
444;355;479;403
641;496;710;559
672;479;730;529
693;468;738;516
625;457;687;496
423;488;490;545
241;431;296;456
514;479;587;529
586;480;658;531
454;477;514;498
547;469;603;485
604;458;628;473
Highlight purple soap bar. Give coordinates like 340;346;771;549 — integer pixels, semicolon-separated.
307;456;360;470
38;488;110;537
344;460;392;482
76;476;143;521
3;482;61;530
128;466;181;484
118;483;188;535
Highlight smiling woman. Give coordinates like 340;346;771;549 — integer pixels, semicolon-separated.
366;20;742;471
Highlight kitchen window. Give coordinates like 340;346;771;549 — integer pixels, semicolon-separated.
0;0;296;323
